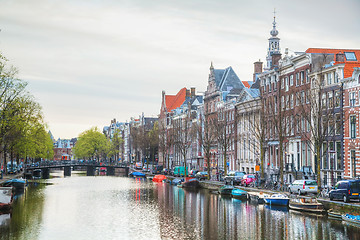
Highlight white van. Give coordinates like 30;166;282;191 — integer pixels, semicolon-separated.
289;180;318;195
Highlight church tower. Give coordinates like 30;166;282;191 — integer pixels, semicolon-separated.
265;10;280;70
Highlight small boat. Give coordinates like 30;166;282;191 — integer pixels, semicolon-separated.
33;169;42;179
129;171;146;178
2;178;26;191
328;209;342;220
342;214;360;227
219;185;234;195
171;178;183;185
231;189;248;200
264;193;289;206
248;192;266;204
152;174;166;182
0;187;13;212
181;178;200;189
289;198;325;213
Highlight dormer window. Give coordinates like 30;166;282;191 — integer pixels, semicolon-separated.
345;52;357;61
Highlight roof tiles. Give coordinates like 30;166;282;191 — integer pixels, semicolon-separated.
306;48;360;78
165;87;187;112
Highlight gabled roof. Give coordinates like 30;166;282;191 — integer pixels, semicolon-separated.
213;66;245;91
306;48;360;78
165;87;187;112
242;81;253;88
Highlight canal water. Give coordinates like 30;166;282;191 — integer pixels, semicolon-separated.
0;171;359;240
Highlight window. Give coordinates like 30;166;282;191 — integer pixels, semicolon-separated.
301;91;305;104
335;90;340;107
334;72;339;83
290;94;294;109
322;93;326;108
285;77;289;91
306;90;310;104
301;71;304;84
322;142;328;169
350;92;356;107
351;150;356;178
290;75;293;86
336;142;342;170
296;73;300;86
345;52;357;61
350;115;356;138
327;73;332;85
328;91;333;108
335;114;342;135
268;78;272;92
274;96;277;113
306;69;309;83
281;78;284;89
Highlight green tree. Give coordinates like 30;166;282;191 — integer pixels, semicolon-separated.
73;127;109;162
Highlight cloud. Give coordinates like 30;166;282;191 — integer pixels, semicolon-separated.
0;0;359;138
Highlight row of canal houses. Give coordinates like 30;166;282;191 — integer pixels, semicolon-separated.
158;16;360;187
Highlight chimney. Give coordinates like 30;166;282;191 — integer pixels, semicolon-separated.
190;87;195;97
253;60;263;82
271;53;282;69
186;89;190;98
336;52;345;62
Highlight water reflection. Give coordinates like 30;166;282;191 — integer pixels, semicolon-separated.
153;182;360;240
1;174;360;240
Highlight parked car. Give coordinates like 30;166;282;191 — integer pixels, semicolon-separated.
241;174;256;186
153;165;163;174
135;162;142;170
162;168;170;175
289;179;318;195
195;171;208;180
224;171;246;185
190;170;199;177
329;179;360;202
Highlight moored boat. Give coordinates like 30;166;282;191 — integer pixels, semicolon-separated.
219;185;234;195
231;189;248;200
248;192;265;204
342;214;360;227
129;171;146;178
171;178;183;185
152;174;167;182
289;198;325;213
264;193;289;206
181;178;200;188
328;209;342;220
0;187;13;212
2;178;26;191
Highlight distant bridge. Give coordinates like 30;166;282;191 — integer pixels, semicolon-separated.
24;161;129;179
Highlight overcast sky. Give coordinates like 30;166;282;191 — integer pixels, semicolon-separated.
0;0;359;139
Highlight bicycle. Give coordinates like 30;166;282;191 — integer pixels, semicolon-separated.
319;187;330;199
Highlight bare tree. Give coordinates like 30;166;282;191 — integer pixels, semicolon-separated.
194;115;217;180
295;53;344;192
173;104;192;177
238;96;267;180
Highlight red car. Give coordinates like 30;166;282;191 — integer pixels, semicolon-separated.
241;174;256;186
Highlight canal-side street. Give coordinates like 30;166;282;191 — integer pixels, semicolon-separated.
1;172;360;240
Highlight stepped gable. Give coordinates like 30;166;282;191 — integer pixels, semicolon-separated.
306;48;360;78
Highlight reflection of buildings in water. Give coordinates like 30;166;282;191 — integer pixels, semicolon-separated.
151;182;356;240
0;213;11;227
